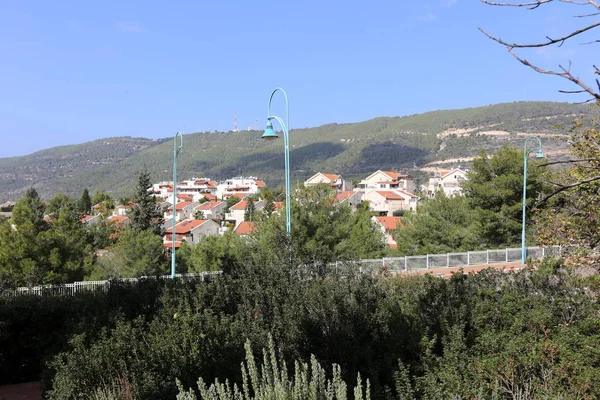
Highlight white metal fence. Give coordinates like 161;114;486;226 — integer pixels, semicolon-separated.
1;272;221;298
2;245;567;298
355;245;565;274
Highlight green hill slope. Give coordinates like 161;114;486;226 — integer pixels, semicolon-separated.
0;101;594;202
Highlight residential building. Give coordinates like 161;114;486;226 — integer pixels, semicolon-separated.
356;170;415;193
105;215;129;228
0;201;14;219
152;178;218;203
80;215;101;225
216;176;266;199
164;219;220;246
426;167;468;198
363;190;418;216
335;191;363;211
194;201;226;220
225;200;265;228
371;216;403;249
304;173;351;191
164;201;200;222
115;203;133;216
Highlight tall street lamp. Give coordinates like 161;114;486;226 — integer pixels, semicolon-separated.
522;136;543;264
171;132;183;278
262;88;292;236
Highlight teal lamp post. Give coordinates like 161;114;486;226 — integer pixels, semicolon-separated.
521;136;543;264
171;132;183;278
262;88;291;236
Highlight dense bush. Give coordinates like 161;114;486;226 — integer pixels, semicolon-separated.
2;256;599;399
0;279;169;386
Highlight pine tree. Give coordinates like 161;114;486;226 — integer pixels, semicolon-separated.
128;170;163;236
78;188;92;215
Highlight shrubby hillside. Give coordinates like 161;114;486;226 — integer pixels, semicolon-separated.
0;101;595;202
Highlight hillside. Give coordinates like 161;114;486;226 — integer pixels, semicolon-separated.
0;101;596;202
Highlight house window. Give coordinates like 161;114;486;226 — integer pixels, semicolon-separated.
380;184;386;188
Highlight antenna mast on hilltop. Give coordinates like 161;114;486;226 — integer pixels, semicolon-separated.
254;119;258;130
233;111;239;132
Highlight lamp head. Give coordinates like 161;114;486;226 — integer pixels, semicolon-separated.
262;121;278;141
536;149;544;159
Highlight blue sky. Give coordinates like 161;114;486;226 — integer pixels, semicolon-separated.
0;0;597;157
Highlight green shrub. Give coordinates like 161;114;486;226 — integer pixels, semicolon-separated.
176;338;371;400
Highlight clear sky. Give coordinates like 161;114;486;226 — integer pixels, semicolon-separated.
0;1;597;157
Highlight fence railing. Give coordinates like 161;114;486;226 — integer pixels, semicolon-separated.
2;245;567;298
355;245;566;274
1;271;221;298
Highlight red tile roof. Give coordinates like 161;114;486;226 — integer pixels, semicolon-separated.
165;219;207;234
163;241;182;248
234;221;257;235
167;201;193;211
195;201;224;211
374;216;403;231
336;191;356;203
440;169;451;178
231;193;248;200
230;200;249;211
376;191;405;200
321;173;340;182
202;194;216;201
177;194;193;201
80;215;96;223
382;171;410;180
107;215;129;224
273;201;284;210
255;179;266;188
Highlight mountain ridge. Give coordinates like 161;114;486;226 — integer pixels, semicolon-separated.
0;101;595;202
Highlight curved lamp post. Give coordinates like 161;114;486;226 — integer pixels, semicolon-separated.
521;136;543;264
262;88;291;236
171;132;183;278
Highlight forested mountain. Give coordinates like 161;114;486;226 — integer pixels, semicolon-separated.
0;101;595;202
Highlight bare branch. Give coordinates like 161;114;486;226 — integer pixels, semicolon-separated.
480;0;552;9
507;49;600;100
538;174;600;203
574;12;600;17
536;158;600;166
479;22;600;48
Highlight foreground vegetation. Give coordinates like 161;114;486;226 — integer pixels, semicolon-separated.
1;256;598;399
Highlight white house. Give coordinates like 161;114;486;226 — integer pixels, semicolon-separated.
153;178;218;203
216;177;266;200
356;170;415;194
426;168;468;198
225;200;265;228
363;190;418;216
304;173;351;192
164;201;200;222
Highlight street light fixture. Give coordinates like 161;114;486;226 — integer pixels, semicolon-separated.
521;136;543;264
262;88;292;236
171;132;183;278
